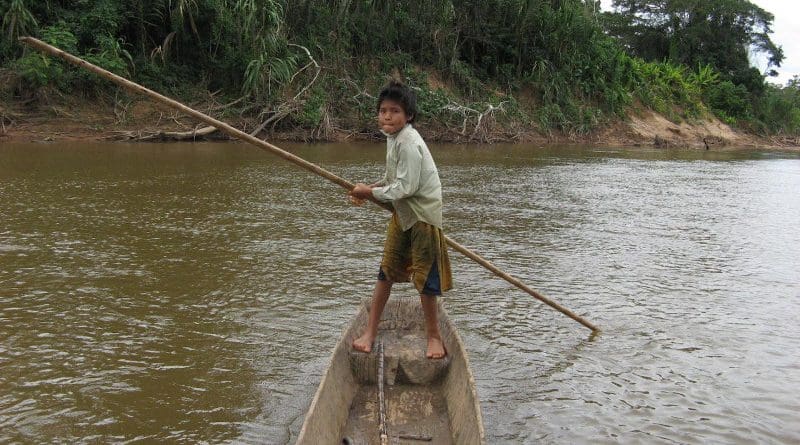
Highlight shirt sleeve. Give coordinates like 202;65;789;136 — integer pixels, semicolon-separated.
372;142;422;202
374;170;388;187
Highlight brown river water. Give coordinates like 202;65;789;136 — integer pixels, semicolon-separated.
1;142;799;444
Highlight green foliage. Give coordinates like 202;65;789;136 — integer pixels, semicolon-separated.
688;64;720;90
281;0;642;134
1;0;37;58
242;43;298;99
705;80;751;122
604;0;782;95
1;0;797;136
14;24;77;91
602;0;800;134
40;24;78;55
14;51;50;89
639;62;690;104
752;79;800;135
214;0;297;99
78;0;120;45
416;86;453;122
85;35;132;76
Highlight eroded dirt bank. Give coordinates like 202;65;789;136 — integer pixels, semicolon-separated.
1;99;797;151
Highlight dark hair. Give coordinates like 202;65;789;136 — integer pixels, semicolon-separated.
376;80;417;123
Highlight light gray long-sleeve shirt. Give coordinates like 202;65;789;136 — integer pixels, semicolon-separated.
371;124;443;231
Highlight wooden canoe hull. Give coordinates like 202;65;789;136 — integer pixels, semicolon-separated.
296;297;485;444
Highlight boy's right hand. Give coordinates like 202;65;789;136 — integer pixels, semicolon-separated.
348;195;365;206
349;183;373;199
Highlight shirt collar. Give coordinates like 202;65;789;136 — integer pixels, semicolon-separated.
382;123;412;140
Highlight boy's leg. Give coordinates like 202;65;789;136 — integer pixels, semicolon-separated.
420;294;446;359
352;279;392;353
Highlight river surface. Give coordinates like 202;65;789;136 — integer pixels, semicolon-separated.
1;141;799;444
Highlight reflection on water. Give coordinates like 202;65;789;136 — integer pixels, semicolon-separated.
1;142;799;444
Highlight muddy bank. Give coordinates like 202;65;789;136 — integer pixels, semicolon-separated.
1;98;797;151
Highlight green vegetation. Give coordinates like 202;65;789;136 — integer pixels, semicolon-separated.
1;0;798;139
603;0;797;135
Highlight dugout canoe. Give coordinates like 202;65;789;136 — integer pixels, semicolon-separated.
296;296;485;444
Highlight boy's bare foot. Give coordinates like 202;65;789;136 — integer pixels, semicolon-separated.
352;333;375;353
426;336;447;359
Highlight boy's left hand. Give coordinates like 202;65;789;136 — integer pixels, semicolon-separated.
349;183;373;200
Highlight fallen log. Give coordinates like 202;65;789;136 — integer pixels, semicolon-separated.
111;125;221;141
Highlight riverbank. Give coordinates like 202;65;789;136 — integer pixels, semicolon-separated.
2;97;798;151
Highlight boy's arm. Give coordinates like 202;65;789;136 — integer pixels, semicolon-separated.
373;168;388;188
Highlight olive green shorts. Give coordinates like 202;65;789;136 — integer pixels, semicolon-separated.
379;214;452;295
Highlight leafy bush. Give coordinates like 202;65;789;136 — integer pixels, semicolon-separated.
14;24;77;91
705;80;752;123
296;87;326;128
753;80;800;135
2;0;797;137
1;0;37;58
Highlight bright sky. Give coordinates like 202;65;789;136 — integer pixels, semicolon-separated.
600;0;799;86
753;0;800;85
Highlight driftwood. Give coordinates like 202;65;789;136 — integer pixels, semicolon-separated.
774;136;800;146
442;101;508;143
110;125;223;141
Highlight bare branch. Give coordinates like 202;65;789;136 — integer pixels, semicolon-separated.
288;43;321;101
442;102;480;135
341;77;375;103
441;101;507;143
206;95;247;112
249;44;322;138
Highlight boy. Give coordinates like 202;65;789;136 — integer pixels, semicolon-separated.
349;80;452;359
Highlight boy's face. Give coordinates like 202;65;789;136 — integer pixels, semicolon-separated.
378;99;411;135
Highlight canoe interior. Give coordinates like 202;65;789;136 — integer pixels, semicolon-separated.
296;297;484;445
343;384;451;444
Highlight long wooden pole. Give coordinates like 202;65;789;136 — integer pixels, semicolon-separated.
20;36;599;333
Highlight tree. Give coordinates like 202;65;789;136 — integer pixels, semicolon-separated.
1;0;37;58
603;0;784;94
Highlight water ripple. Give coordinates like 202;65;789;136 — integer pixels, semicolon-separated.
1;143;799;443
